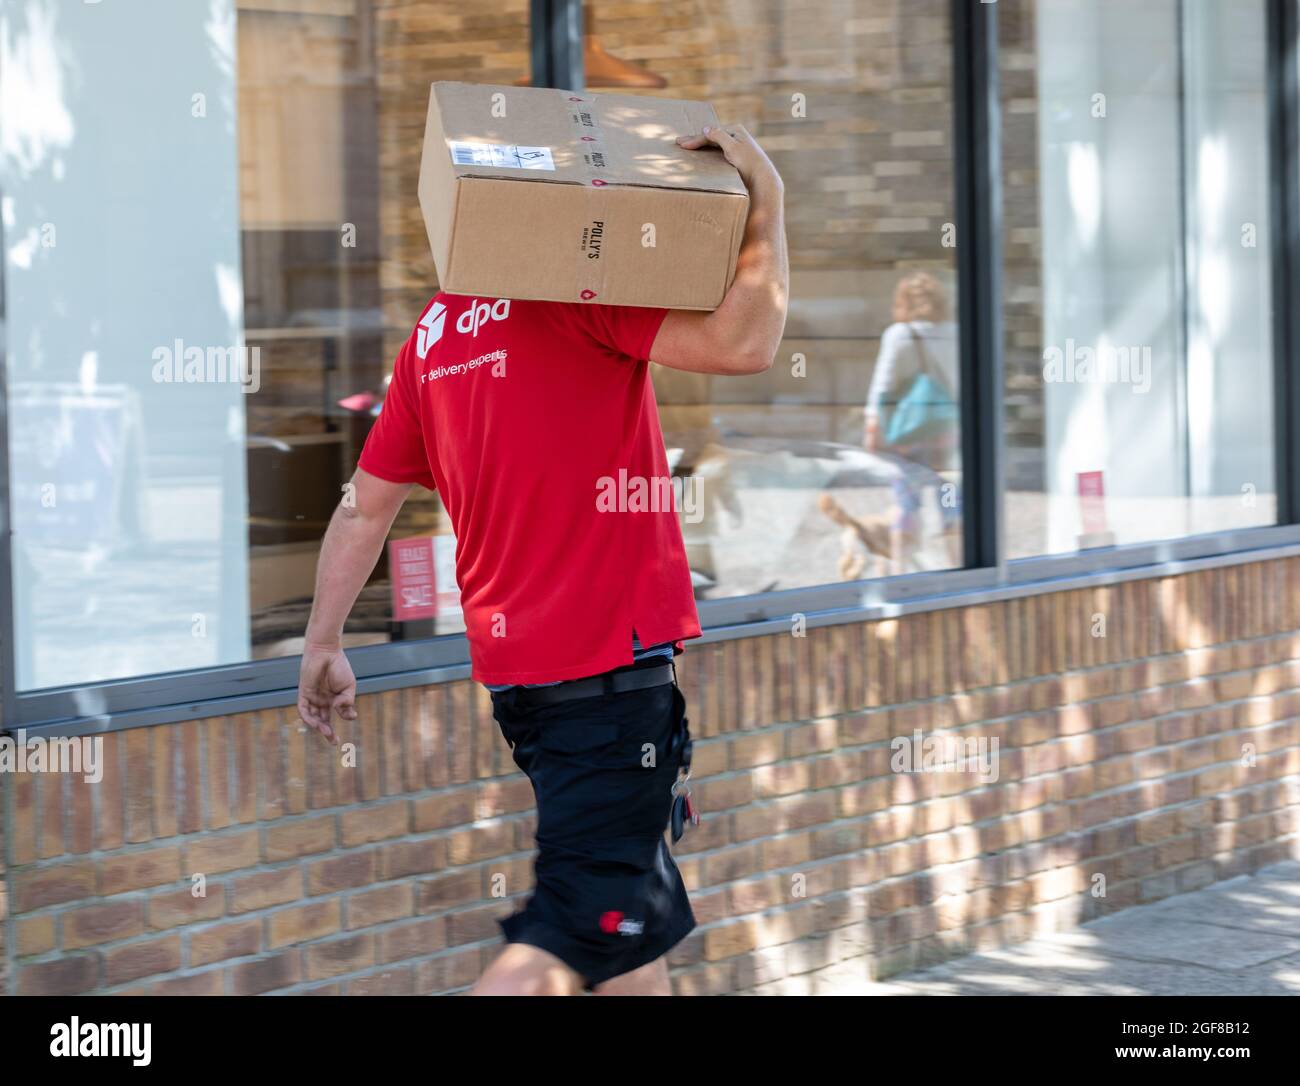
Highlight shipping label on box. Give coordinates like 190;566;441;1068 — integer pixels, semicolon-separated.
418;81;750;311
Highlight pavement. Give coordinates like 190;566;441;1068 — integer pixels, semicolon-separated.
799;860;1300;996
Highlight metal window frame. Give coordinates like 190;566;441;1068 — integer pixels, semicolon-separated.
952;0;1005;578
1269;0;1300;525
0;165;16;736
529;0;584;91
5;0;1300;740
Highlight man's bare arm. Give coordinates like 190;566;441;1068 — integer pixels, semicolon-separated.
304;468;411;649
649;125;789;376
297;468;413;743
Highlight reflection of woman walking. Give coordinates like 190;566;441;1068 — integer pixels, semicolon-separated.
864;272;962;569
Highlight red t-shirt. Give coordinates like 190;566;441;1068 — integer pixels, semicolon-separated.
358;292;702;685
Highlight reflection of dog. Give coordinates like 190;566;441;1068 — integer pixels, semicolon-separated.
818;494;894;581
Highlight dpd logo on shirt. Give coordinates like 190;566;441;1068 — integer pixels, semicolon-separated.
456;298;511;337
416;301;447;358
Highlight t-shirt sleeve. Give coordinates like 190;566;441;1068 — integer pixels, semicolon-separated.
567;302;670;362
357;336;437;490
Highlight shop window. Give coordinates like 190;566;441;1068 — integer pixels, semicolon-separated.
999;0;1276;558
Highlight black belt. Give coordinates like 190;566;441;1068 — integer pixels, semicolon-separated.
507;663;674;705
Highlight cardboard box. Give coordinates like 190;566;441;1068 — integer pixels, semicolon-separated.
417;81;749;310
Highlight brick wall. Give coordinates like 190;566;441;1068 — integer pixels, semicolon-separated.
3;555;1298;995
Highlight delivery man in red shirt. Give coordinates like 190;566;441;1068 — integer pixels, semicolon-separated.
296;125;787;995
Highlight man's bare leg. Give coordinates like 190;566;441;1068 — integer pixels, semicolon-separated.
593;956;672;996
469;943;584;996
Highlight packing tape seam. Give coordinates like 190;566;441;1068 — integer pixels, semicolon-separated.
559;90;613;302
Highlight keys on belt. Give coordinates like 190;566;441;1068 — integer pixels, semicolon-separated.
669;736;699;844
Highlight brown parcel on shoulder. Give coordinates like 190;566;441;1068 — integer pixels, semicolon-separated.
417;80;749;311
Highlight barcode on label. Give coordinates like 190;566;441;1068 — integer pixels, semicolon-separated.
448;141;555;171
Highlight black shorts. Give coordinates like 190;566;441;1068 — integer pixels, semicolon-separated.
490;662;696;989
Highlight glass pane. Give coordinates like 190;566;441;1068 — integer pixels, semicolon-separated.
239;0;527;660
1000;0;1276;559
0;0;526;690
2;0;250;690
623;0;965;595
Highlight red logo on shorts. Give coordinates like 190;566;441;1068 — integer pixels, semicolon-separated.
599;911;644;935
580;289;597;300
591;178;607;186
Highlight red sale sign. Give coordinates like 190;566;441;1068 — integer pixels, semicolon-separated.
387;536;436;621
1077;470;1107;535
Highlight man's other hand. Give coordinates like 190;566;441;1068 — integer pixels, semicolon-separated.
296;643;357;746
